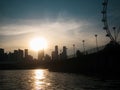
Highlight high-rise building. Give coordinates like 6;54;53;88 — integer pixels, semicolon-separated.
54;45;58;60
14;50;18;55
62;46;67;60
0;48;4;55
18;49;23;60
24;49;28;58
51;45;59;60
60;46;67;60
51;51;55;60
0;48;4;60
44;54;51;61
52;45;59;60
55;45;58;53
38;49;44;60
13;49;24;61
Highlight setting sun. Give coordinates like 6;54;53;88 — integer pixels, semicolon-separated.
30;37;48;51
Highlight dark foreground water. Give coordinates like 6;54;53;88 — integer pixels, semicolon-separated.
0;69;120;90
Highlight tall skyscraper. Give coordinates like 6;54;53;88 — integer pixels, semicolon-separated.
60;46;67;60
24;49;28;58
18;49;23;60
62;46;67;60
38;49;44;60
13;49;23;60
51;45;59;60
55;45;58;60
51;51;55;60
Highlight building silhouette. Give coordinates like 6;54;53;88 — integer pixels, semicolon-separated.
55;45;59;60
0;48;5;61
38;49;44;60
52;51;55;60
44;54;51;61
18;49;24;60
0;48;4;55
13;49;23;61
24;49;28;58
60;46;67;60
52;45;59;60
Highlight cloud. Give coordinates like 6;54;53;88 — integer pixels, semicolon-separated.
0;15;108;56
0;25;34;36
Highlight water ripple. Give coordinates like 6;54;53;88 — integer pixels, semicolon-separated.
0;69;120;90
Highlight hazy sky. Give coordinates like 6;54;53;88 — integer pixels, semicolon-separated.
0;0;120;56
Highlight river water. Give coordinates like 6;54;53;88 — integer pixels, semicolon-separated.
0;69;120;90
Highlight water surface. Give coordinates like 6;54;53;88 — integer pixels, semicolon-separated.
0;69;120;90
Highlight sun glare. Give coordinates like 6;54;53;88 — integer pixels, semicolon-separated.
30;37;48;51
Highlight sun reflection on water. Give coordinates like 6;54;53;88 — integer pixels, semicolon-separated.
33;69;50;90
35;69;45;80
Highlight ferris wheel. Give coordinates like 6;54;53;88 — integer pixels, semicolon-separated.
101;0;120;42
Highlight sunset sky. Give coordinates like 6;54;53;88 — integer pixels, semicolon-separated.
0;0;120;57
